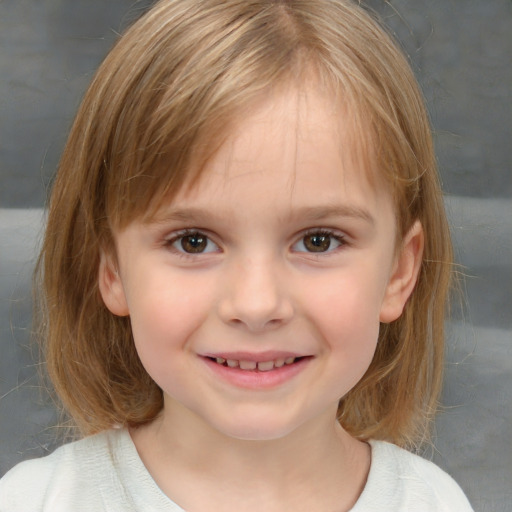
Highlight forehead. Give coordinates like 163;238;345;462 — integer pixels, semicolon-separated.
156;84;392;221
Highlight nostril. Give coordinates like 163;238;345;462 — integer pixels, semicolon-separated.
217;278;294;332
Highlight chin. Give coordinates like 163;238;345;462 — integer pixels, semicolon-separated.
208;413;306;443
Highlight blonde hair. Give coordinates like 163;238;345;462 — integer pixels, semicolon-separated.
37;0;452;448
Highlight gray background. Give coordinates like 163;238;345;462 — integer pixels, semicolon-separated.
1;1;511;510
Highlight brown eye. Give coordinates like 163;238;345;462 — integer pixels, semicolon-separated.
169;230;219;256
292;231;345;254
303;233;332;252
180;233;208;253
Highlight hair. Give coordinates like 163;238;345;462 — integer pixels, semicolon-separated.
36;0;453;449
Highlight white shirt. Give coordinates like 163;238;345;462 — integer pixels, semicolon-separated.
0;428;473;511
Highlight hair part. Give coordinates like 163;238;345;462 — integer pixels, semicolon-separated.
37;0;453;448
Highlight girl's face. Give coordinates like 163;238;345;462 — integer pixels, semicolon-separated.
100;84;422;441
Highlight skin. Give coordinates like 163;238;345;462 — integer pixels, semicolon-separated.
99;82;423;511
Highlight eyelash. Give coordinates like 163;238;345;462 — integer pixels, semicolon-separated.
165;229;220;257
164;228;347;257
292;229;347;254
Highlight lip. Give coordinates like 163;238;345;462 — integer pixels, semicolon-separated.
201;350;304;363
201;353;312;390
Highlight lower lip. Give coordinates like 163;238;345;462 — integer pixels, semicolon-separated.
202;357;311;390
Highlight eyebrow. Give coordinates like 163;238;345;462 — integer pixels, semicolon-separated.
288;205;375;225
149;207;215;225
150;204;375;226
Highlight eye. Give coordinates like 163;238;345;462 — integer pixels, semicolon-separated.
168;231;219;254
293;230;345;253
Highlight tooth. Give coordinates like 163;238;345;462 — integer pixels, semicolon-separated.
226;359;238;368
216;357;226;364
274;358;285;368
284;357;295;365
239;360;257;370
257;361;275;372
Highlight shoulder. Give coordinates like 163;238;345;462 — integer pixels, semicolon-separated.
352;440;474;512
0;429;126;511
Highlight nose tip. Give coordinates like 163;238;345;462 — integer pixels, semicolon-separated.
218;262;294;332
226;305;292;332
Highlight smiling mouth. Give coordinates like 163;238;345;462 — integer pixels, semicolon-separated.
205;356;307;372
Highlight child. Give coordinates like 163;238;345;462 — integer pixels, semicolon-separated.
0;0;474;510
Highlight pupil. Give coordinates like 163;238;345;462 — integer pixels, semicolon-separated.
181;234;207;253
305;234;330;252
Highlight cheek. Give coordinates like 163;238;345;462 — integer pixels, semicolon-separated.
309;269;387;324
123;270;221;369
305;271;383;361
125;287;203;394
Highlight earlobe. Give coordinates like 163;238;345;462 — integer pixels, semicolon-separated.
98;251;130;316
379;220;424;323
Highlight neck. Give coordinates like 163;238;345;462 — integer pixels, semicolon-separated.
131;402;370;512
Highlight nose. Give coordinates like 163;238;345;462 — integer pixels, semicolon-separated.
218;257;294;332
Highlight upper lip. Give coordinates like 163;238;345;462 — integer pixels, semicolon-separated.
200;351;309;362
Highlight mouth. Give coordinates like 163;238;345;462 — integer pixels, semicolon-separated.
201;353;312;389
205;356;308;372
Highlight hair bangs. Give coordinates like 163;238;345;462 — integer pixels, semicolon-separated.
99;1;314;229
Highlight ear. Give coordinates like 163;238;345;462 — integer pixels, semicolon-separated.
98;250;129;316
379;220;424;323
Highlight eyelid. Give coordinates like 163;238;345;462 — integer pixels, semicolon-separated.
164;229;221;255
291;227;348;254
